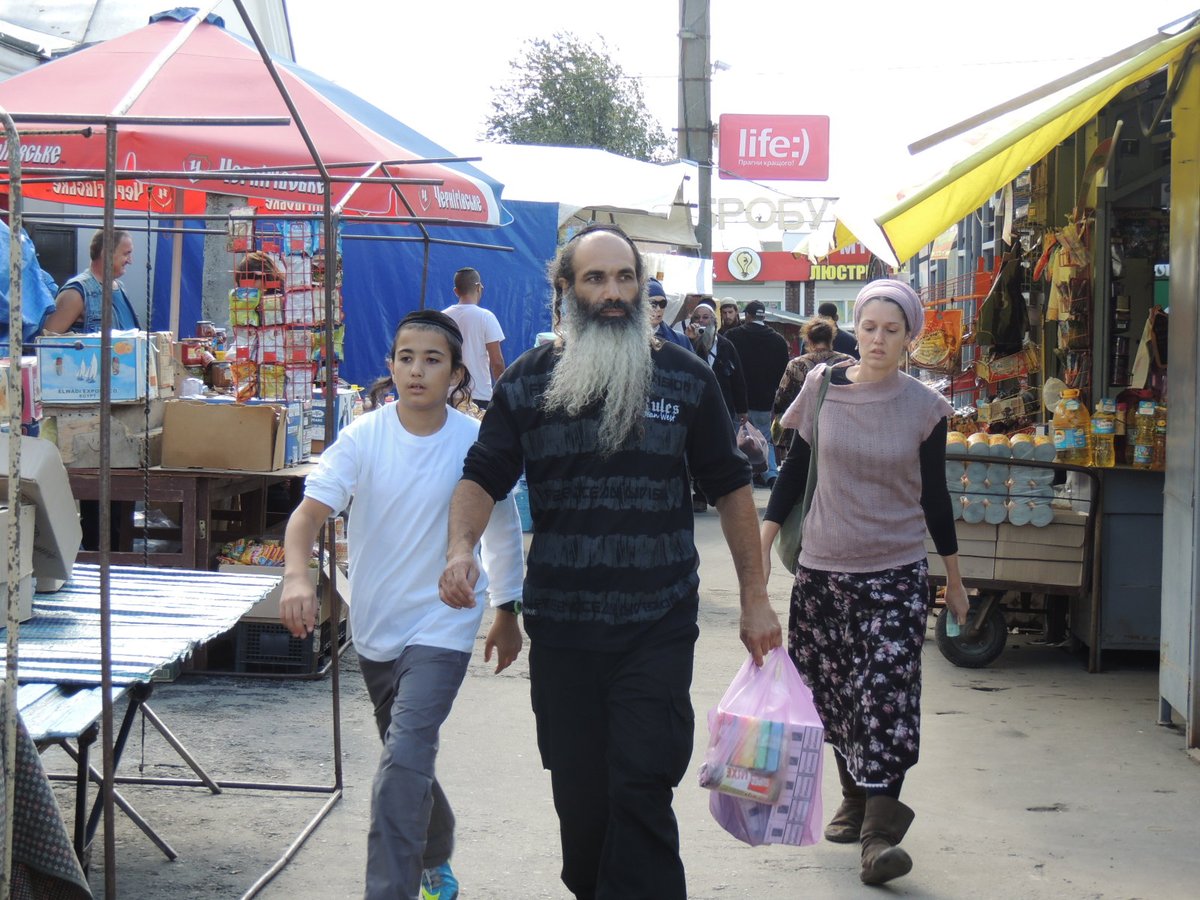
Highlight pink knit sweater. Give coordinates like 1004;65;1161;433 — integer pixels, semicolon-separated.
780;362;952;573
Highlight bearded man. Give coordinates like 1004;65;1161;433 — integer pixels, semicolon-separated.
439;223;781;900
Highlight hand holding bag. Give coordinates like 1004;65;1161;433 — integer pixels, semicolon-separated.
736;420;769;475
772;365;833;573
699;647;825;847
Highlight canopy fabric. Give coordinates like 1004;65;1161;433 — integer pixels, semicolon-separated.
469;143;696;246
822;22;1200;267
0;12;502;224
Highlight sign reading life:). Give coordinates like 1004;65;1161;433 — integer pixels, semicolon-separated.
718;114;830;181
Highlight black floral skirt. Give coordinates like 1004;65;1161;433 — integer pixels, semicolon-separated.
788;559;929;788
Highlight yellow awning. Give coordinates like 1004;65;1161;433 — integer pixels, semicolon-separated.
828;22;1200;267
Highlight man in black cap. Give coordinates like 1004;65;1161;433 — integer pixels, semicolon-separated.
723;300;790;487
818;301;860;359
647;277;691;349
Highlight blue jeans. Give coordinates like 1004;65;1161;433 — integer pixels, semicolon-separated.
747;408;777;481
358;645;470;900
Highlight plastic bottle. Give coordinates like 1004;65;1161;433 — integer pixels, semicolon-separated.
1152;402;1168;471
945;611;961;638
1132;400;1156;469
1052;388;1092;466
1091;398;1116;468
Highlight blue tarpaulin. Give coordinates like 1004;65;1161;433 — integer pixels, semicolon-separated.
150;199;559;388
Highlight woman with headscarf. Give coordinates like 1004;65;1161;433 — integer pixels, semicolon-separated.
758;280;968;887
771;315;853;462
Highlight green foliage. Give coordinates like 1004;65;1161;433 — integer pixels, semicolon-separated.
484;32;672;162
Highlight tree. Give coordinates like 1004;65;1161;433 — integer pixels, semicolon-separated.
484;33;672;162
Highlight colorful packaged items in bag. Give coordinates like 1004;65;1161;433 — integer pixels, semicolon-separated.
698;712;790;803
702;648;825;847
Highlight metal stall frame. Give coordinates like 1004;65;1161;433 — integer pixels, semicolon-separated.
0;0;508;895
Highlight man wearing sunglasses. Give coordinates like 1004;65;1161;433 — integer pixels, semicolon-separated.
647;277;690;349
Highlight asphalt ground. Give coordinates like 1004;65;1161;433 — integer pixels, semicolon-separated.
63;488;1200;899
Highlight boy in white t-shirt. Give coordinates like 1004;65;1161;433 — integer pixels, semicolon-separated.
442;267;505;409
282;310;523;900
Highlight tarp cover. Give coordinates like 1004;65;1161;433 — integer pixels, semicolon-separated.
151;199;560;388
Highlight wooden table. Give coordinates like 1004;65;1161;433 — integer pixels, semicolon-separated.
67;462;316;570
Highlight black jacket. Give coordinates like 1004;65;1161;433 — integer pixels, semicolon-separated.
694;333;748;418
724;323;791;410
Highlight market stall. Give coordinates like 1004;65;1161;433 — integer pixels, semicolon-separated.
0;3;517;894
803;16;1200;707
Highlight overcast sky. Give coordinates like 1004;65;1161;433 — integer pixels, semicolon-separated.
285;1;1195;241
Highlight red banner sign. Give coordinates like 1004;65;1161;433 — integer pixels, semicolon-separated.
718;114;830;181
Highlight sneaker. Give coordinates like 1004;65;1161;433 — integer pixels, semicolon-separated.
420;862;459;900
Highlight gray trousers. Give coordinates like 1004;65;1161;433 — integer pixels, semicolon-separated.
359;645;470;900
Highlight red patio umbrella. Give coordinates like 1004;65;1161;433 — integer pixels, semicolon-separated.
0;11;501;224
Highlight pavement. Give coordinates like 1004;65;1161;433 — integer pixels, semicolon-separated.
70;488;1200;898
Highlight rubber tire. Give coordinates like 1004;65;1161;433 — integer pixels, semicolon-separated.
936;599;1008;668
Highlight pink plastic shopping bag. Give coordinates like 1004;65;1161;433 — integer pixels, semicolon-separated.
699;647;824;847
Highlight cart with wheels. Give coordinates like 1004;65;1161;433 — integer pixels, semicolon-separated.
927;458;1100;668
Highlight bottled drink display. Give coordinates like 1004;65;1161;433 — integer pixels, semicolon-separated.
1053;388;1092;466
1132;400;1157;469
1152;402;1168;471
1092;398;1116;468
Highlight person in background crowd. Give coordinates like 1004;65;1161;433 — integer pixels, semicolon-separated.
760;280;968;887
687;298;749;512
723;300;790;488
439;223;781;900
686;299;748;428
443;267;505;409
772;315;854;462
817;301;860;359
718;298;741;333
647;277;691;349
43;229;140;334
281;310;525;900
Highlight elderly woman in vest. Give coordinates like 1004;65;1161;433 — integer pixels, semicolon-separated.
760;280;968;887
43;229;140;334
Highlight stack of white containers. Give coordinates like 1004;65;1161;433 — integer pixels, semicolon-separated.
946;431;1060;528
1007;433;1057;526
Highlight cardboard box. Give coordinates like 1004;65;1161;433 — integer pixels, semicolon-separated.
161;399;285;472
40;399;166;468
217;562;351;622
0;356;42;424
150;332;177;398
0;503;37;622
994;508;1087;586
36;331;159;403
309;387;355;451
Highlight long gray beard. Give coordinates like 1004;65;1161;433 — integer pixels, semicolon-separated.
544;287;654;454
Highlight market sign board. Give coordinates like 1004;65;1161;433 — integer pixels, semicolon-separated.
718;114;830;181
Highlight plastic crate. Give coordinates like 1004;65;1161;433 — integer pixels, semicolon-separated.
234;616;347;675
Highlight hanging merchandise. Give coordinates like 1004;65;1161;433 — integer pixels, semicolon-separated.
976;249;1030;356
226;213;346;408
910;308;963;371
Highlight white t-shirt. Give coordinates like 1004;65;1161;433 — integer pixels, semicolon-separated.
442;302;505;402
303;404;524;662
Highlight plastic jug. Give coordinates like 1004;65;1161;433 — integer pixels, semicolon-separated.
1132;401;1156;469
1052;389;1092;466
1091;398;1116;468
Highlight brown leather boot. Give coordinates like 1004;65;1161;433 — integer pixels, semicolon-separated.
859;795;915;885
824;754;866;843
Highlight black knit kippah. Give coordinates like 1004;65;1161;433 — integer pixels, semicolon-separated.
399;309;463;344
